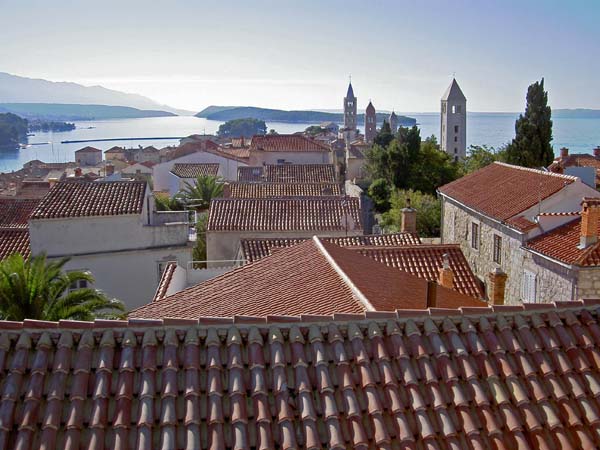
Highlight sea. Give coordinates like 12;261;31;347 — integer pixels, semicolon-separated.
1;112;599;173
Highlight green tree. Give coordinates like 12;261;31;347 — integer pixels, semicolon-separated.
0;113;28;146
304;125;323;136
178;175;224;211
192;214;209;268
409;136;459;195
460;145;507;174
0;254;124;321
155;194;185;211
373;120;394;148
505;78;553;167
381;189;442;237
368;178;391;213
216;118;267;138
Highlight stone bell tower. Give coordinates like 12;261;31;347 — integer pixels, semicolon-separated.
365;101;376;144
343;81;357;132
440;78;467;161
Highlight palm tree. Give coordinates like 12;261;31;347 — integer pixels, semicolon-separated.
178;175;224;211
0;253;125;321
154;194;185;211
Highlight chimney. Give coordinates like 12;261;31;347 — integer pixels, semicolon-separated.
74;167;82;177
438;254;454;289
426;280;438;308
488;268;508;305
560;147;569;158
579;197;600;249
105;163;114;176
48;177;58;187
594;146;600;158
222;183;231;198
401;198;417;233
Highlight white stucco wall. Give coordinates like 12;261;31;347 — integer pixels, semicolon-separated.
153;152;247;193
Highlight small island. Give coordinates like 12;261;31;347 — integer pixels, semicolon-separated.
0;113;28;147
28;119;76;133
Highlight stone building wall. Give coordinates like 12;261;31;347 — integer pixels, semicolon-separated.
521;251;575;303
577;269;600;299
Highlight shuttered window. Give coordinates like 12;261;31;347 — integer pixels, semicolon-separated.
471;223;479;249
521;270;537;303
493;235;502;263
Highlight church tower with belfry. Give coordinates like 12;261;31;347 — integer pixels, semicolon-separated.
389;110;398;133
343;80;357;132
440;78;467;161
365;101;376;143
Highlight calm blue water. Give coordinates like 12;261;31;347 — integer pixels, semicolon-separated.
1;113;599;173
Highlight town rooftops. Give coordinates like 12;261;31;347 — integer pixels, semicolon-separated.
207;196;362;232
438;162;578;224
225;182;341;198
0;229;30;260
3;301;600;448
250;134;331;153
237;164;336;183
132;237;482;319
525;215;600;266
169;163;220;179
0;199;40;228
104;146;124;154
74;146;101;153
237;166;263;182
549;150;600;186
240;232;422;263
31;181;147;219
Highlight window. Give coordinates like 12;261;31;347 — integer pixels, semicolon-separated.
69;271;89;292
454;125;459;133
521;270;537;303
452;105;456;114
454;136;458;142
442;103;447;114
493;235;502;263
471;222;479;249
454;148;458;154
277;159;286;164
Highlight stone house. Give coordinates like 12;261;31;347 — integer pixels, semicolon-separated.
346;141;370;181
438;162;600;304
104;146;126;162
29;181;192;309
248;134;332;166
205;196;363;263
133;146;161;164
74;146;102;166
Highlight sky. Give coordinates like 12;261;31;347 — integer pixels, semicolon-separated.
0;0;599;112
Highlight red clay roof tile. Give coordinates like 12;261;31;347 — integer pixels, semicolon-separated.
0;199;39;228
549;153;600;185
250;134;331;153
169;163;219;178
439;162;577;223
225;182;341;198
207;196;362;232
31;181;146;219
0;229;30;260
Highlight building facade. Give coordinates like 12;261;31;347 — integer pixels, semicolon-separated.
364;101;376;144
440;78;467;161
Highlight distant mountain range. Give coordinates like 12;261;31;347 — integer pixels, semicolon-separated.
0;103;176;121
0;72;191;116
196;105;417;126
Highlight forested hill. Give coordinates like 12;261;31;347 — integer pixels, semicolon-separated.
196;106;416;126
0;103;176;121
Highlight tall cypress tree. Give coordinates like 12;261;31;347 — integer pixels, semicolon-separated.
506;79;553;167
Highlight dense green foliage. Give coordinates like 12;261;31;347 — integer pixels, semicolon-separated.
0;112;28;146
192;214;209;268
505;79;553;167
0;254;124;321
28;120;76;132
368;179;391;213
460;145;507;174
196;105;417;126
178;175;224;211
216;118;267;138
381;190;442;237
304;125;324;135
154;194;185;211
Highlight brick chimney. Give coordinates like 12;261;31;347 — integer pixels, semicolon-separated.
426;280;437;308
438;253;454;289
401;198;417;233
560;147;569;158
488;268;508;305
74;167;82;177
105;163;114;177
579;197;600;249
594;146;600;158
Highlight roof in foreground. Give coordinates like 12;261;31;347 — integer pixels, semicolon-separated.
250;134;331;153
31;181;146;219
226;182;342;198
438;162;578;223
265;164;336;183
131;237;482;319
3;300;600;449
169;163;220;178
525;215;600;266
207;196;362;232
240;232;422;263
0;199;40;228
0;229;30;260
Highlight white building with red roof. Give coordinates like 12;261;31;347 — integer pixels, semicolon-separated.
439;162;600;304
248;134;332;166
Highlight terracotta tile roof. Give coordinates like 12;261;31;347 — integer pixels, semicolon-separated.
169;163;219;178
0;229;30;260
0;199;40;228
525;216;600;266
237;166;263;182
439;162;577;223
74;146;101;153
31;181;146;219
353;244;484;298
5;301;600;449
207;196;362;232
250;134;331;152
104;146;124;154
154;261;178;301
225;182;341;198
549;153;600;185
538;211;580;217
165;140;227;161
266;164;336;183
505;215;538;232
240;232;422;262
132;237;482;319
219;147;250;159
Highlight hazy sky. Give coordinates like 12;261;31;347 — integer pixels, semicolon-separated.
1;0;598;112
